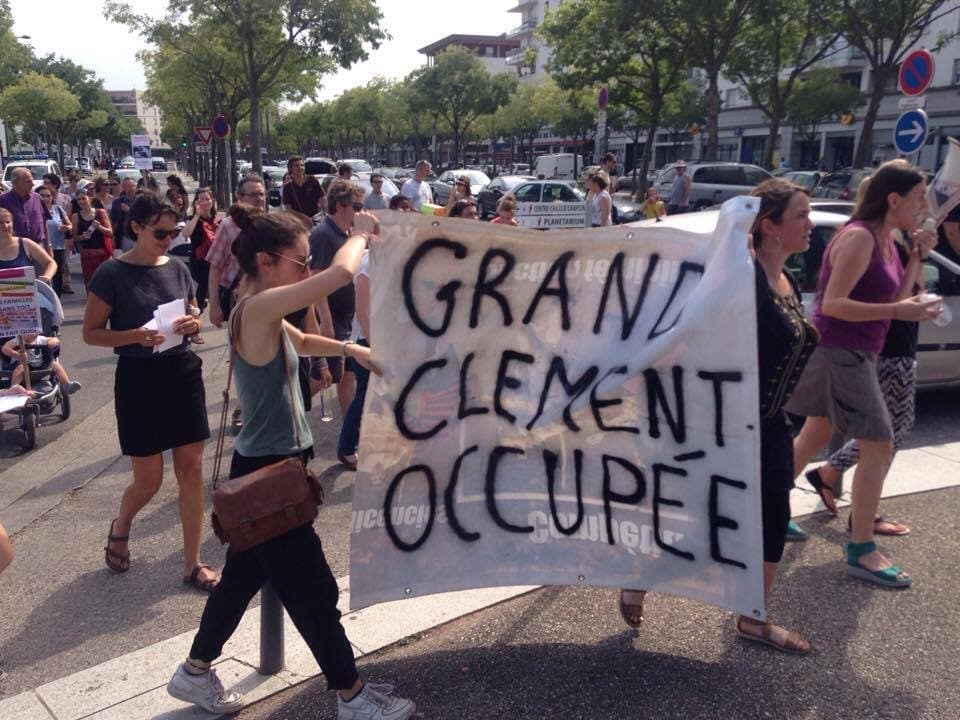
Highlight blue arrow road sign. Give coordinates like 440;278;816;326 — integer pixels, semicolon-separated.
894;109;928;155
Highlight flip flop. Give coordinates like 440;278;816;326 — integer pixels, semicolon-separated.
804;468;840;515
104;518;130;574
183;563;219;593
848;514;910;536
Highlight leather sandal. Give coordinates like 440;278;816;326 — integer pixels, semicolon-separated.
736;616;810;655
183;563;220;593
619;589;646;630
104;518;130;574
804;467;840;515
847;514;910;536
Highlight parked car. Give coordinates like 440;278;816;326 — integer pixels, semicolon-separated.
308;172;397;218
533;153;580;180
2;159;62;191
654;162;771;210
304;157;337;176
812;168;873;200
374;166;403;180
63;158;79;173
339;158;372;173
118;156;135;169
628;207;960;387
77;156;91;174
151;157;168;172
507;180;584;204
114;168;143;185
261;165;286;207
477;175;537;218
777;170;823;192
431;169;490;205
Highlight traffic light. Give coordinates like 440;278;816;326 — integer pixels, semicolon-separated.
181;137;189;148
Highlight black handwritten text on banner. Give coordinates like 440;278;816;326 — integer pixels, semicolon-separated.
350;199;765;618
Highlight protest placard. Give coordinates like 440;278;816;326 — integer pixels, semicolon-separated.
350;198;765;619
131;134;152;170
0;266;42;336
515;201;586;229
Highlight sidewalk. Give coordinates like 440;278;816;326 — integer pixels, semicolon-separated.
3;430;958;720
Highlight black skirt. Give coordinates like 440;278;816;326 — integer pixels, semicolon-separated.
114;351;210;456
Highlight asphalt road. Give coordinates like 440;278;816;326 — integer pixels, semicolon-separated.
239;486;960;720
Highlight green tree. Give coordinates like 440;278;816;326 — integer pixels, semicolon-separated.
0;71;80;153
410;46;517;166
837;0;957;167
538;81;598;177
640;0;752;160
499;83;549;166
0;0;33;92
786;67;864;167
660;81;710;159
725;0;843;169
541;0;685;191
108;0;386;174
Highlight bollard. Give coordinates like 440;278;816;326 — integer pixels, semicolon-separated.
259;582;284;674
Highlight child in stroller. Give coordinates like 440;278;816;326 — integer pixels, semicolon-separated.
1;333;81;395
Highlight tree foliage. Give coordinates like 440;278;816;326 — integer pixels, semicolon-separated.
786;67;864;164
410;46;516;166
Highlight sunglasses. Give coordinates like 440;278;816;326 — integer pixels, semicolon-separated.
270;251;312;270
351;202;363;211
151;228;180;240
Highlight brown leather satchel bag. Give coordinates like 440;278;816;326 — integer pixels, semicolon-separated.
210;302;323;552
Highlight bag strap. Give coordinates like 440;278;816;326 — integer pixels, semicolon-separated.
212;298;305;489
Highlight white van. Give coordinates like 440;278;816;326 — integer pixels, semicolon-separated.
533;153;578;180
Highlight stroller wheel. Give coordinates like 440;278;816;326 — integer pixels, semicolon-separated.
20;410;36;450
60;387;71;420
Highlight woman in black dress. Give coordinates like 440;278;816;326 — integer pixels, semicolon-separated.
82;192;218;592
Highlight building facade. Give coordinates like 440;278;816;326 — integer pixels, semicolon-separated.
712;10;960;172
418;34;521;76
107;90;167;150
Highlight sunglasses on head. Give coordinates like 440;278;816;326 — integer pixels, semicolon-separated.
151;228;179;240
351;202;363;211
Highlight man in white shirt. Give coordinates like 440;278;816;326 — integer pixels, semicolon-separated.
400;160;433;210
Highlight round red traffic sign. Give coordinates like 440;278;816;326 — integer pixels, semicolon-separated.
212;114;231;139
898;49;935;97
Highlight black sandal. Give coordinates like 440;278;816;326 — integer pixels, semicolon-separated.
804;468;839;515
183;563;220;593
104;518;130;573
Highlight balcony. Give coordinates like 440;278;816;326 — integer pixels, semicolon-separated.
505;49;527;65
508;18;538;37
507;0;537;12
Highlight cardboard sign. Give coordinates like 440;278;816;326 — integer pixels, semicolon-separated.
0;266;42;336
349;198;766;619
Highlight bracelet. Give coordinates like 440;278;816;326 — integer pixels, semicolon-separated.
340;340;353;357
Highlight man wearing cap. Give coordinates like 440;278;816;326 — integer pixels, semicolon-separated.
0;167;50;248
364;173;389;210
667;161;692;214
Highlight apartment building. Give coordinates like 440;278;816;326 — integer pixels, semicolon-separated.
107;90;167;150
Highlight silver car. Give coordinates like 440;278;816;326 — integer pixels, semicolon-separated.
654;162;771;211
628;208;960;388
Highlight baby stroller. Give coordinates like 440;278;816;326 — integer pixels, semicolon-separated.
0;280;69;450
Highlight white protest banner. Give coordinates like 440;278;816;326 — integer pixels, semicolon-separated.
351;197;765;619
516;201;586;229
131;134;152;170
0;266;42;336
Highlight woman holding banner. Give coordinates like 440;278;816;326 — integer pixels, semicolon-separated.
167;206;415;719
787;160;939;589
621;179;820;654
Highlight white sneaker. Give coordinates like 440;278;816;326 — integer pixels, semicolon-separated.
167;664;244;714
337;682;416;720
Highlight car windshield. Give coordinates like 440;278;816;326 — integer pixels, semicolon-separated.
460;170;490;185
5;164;47;180
344;160;372;172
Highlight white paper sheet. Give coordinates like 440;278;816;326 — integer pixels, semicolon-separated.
0;394;29;413
152;298;185;354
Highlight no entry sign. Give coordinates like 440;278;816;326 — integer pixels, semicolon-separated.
899;49;935;97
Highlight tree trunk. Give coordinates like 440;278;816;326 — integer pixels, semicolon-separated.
853;66;891;168
763;111;782;170
705;70;721;161
249;92;263;174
